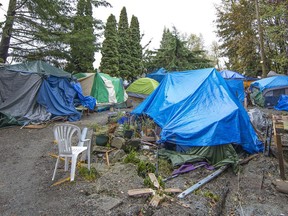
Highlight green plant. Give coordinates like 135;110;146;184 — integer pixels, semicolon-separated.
137;161;156;178
78;167;99;181
123;150;140;164
158;159;173;177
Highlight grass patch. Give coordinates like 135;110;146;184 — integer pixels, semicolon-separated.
78;167;99;181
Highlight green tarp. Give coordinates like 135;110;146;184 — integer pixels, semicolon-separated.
159;144;239;172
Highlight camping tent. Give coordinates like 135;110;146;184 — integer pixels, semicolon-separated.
146;68;167;83
0;60;93;127
132;68;263;154
90;73;128;105
74;73;95;96
250;76;288;108
126;78;159;99
220;69;258;89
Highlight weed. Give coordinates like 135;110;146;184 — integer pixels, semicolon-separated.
78;167;99;181
123;150;140;164
137;160;156;178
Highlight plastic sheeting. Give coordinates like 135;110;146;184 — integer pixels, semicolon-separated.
146;68;167;83
72;82;96;110
220;70;245;79
274;95;288;111
37;76;81;121
7;60;72;78
250;76;288;92
0;69;51;125
225;79;245;102
132;68;263;154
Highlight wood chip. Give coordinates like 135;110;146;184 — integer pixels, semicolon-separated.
148;173;160;189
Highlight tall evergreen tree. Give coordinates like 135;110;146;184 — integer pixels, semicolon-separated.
0;0;110;67
118;7;132;81
129;15;142;79
66;0;95;73
99;14;119;76
215;0;259;76
144;27;212;71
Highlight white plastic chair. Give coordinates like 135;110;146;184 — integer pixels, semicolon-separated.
52;124;91;181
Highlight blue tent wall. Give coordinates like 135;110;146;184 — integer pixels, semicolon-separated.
146;68;167;83
225;79;245;103
133;68;263;154
37;76;81;121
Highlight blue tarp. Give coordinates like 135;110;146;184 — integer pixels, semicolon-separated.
37;76;81;121
132;68;263;154
72;82;96;110
274;95;288;111
225;79;245;102
250;76;288;92
220;70;245;79
146;68;167;83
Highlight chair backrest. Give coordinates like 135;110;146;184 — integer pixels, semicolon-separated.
53;124;81;155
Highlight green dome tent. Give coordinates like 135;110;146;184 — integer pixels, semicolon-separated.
126;78;159;98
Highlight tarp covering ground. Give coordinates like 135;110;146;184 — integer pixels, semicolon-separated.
132;68;263;154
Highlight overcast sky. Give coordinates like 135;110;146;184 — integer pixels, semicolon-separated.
0;0;221;67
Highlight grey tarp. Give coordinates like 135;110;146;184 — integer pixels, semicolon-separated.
0;69;51;125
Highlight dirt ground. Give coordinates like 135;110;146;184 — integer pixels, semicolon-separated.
1;108;288;216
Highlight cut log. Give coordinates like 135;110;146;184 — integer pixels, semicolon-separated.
148;173;160;189
163;188;182;193
149;194;163;207
128;188;155;196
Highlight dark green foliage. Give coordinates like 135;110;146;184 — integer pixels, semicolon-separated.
66;0;96;73
215;0;288;75
123;150;140;164
215;0;259;76
137;160;156;178
0;0;110;68
144;27;213;72
118;7;133;80
129;15;142;79
99;14;119;76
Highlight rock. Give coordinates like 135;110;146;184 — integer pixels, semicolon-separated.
123;138;141;152
85;194;122;211
109;149;126;163
89;162;109;174
111;137;125;149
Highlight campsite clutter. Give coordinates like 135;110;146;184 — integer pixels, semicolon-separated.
1;63;288;215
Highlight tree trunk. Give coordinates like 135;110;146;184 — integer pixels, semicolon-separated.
0;0;17;63
254;0;267;77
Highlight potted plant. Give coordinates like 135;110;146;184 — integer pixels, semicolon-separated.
90;123;109;146
123;123;135;139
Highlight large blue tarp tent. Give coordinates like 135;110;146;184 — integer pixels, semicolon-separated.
0;60;95;126
220;70;245;79
250;76;288;108
146;68;167;83
132;68;263;154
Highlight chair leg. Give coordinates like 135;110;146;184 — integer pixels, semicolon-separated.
87;149;91;171
64;157;69;171
70;155;77;181
52;156;60;181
